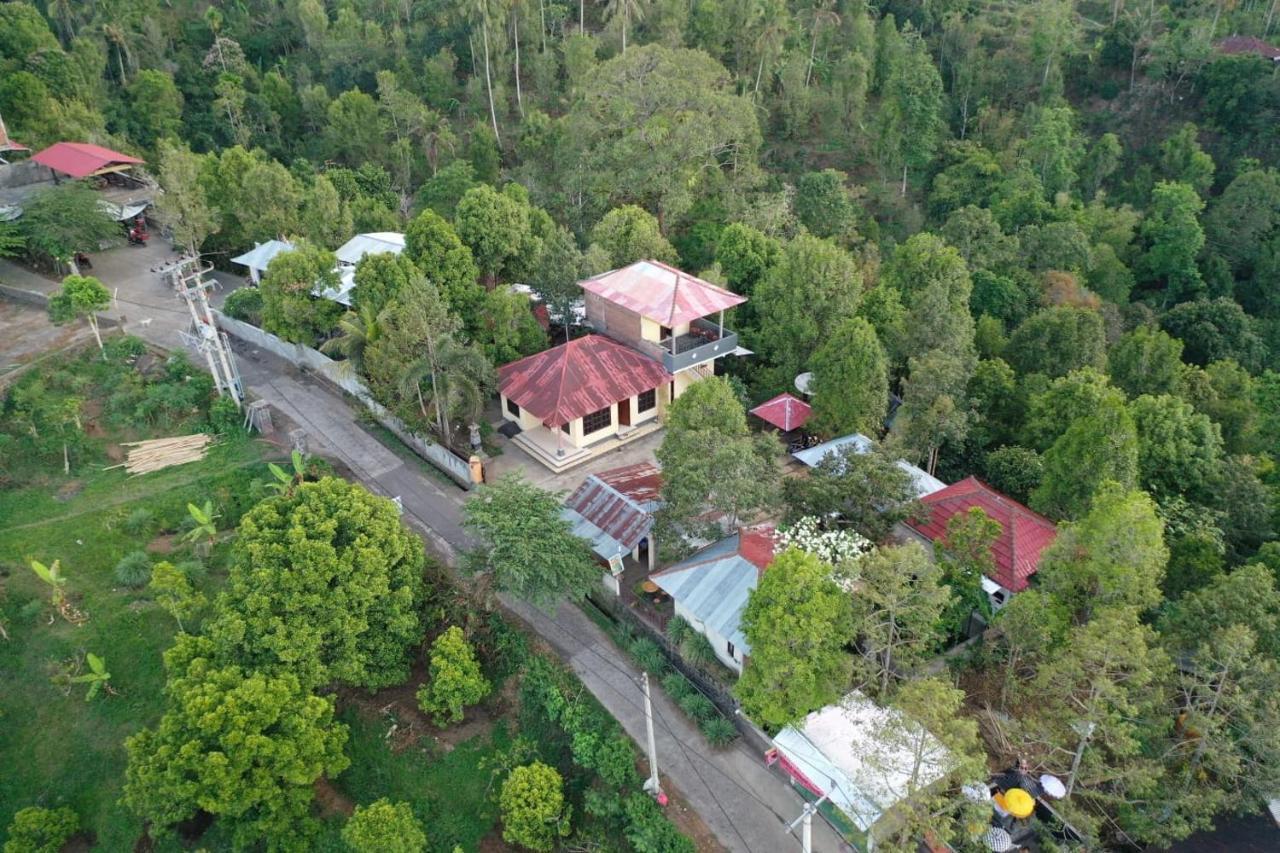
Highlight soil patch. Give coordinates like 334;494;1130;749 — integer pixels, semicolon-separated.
314;776;355;818
54;479;84;502
477;828;514;851
105;442;126;462
146;533;177;554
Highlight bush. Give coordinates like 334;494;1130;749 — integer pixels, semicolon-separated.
679;632;718;669
699;715;738;748
627;637;668;675
677;691;717;723
207;396;242;435
499;762;571;852
341;798;426;853
661;671;695;701
113;550;153;589
623;793;696;853
122;507;155;536
102;335;146;361
174;559;207;585
416;626;491;726
3;805;79;853
666;615;693;646
222;287;263;325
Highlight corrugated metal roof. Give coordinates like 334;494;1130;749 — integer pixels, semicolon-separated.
905;476;1058;592
31;142;143;178
772;690;952;832
596;462;662;510
651;526;776;653
580;260;746;326
230;239;295;272
334;232;405;265
498;335;672;428
563;470;657;553
792;433;947;498
560;506;628;562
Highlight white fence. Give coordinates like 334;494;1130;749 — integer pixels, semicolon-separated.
213;310;475;488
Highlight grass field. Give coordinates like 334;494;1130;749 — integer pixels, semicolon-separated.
0;435;276;850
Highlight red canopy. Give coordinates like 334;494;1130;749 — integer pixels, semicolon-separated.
32;142;143;178
750;393;812;432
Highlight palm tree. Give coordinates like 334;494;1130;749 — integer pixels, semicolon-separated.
473;0;503;145
320;304;385;378
46;0;79;42
101;22;135;83
598;0;647;53
398;337;493;448
69;653;113;701
803;0;840;88
752;0;788;98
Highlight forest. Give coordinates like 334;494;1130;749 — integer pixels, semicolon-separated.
1;0;1279;850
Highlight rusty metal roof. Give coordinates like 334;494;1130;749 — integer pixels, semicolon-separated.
498;334;672;428
596;462;662;510
579;260;746;326
563;468;661;555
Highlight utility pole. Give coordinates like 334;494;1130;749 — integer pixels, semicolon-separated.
641;671;662;797
786;790;830;853
1066;720;1096;797
170;256;243;408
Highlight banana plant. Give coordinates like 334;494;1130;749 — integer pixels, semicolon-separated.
182;501;220;555
266;450;307;495
30;559;68;610
69;653;112;701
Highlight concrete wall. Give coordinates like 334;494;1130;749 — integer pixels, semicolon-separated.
214;310;475;488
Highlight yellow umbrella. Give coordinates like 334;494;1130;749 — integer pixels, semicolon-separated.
1004;787;1035;819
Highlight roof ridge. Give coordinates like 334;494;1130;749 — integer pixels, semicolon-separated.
547;334;586;425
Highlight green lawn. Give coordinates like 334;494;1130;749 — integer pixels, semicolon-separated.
0;435;274;850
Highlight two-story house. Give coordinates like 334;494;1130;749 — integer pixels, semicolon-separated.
498;260;746;470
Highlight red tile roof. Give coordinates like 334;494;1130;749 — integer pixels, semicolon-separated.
1217;35;1280;59
580;260;746;326
905;477;1057;592
596;462;663;507
498;334;672;428
750;392;812;432
31;142;143;178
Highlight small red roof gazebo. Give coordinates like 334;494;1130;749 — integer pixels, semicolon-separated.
31;142;144;179
750;392;812;432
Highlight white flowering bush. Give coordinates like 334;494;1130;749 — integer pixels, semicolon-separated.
776;516;873;567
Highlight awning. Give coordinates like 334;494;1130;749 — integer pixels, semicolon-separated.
98;200;150;221
750;392;812;432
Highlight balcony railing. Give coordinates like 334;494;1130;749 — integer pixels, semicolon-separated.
658;318;738;373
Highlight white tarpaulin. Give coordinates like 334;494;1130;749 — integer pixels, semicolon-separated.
772;690;953;832
97;199;150;221
231;239;295;274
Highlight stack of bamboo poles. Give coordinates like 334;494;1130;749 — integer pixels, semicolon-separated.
115;434;213;475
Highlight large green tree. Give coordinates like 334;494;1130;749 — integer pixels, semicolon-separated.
454;184;531;284
1140;181;1206;305
1005;307;1107;379
736;548;853;729
589;205;678;268
782;445;922;543
1108;326;1185;399
47;274;111;354
1032;394;1139;519
18;183;120;270
258;240;343;346
808;317;888;437
1128;393;1224;502
155;140;217;256
403;209;485;325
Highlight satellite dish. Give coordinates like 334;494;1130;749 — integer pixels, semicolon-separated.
794;372;813;395
1040;774;1067;799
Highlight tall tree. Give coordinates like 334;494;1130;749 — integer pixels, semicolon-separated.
18;183;119;272
454;184;531;284
1128;394;1224;502
1108;326;1185;399
155;140;217;256
782;445;922;543
1140;181;1206;305
403;209;485;326
588;205;678;267
736;548;853;729
1032;395;1139;519
258;240;343;346
47;274;111;355
876;27;944;193
808;317;888;438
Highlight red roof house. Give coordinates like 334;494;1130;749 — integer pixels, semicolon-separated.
904;477;1058;592
31;142;144;179
580;260;746;326
1216;35;1280;61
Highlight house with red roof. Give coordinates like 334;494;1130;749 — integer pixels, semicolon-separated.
650;525;777;673
561;462;663;594
902;477;1058;609
499;260;748;470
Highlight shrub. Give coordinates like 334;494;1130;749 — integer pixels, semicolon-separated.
207;396;242;435
699;715;738;748
627;637;667;675
222;287;263;325
340;798;426;853
661;671;695;701
679;632;718;669
102;335;146;361
113;550;153;589
677;691;717;723
174;559;207;584
666;615;693;646
499;762;571;852
3;805;79;853
122;507;155;536
416;626;491;726
623;793;696;853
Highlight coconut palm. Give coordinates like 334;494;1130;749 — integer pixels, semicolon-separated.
398;337;494;448
598;0;647;53
320;304;385;378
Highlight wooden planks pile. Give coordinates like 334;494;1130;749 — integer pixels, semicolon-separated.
119;434;213;475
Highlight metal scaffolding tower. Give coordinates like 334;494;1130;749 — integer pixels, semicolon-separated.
165;256;243;407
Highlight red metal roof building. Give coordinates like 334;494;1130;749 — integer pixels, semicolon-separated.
1216;35;1280;61
31;142;144;179
498;334;672;428
580;260;746;326
904;477;1058;592
750;392;812;432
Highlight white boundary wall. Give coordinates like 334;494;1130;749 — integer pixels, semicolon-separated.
214;310;475;488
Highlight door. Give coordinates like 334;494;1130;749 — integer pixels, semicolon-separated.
618;399;632;426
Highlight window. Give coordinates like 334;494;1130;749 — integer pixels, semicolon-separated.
582;406;612;435
636;388;656;413
560;422;571;434
506;397;520;417
727;641;736;659
659;325;672;341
